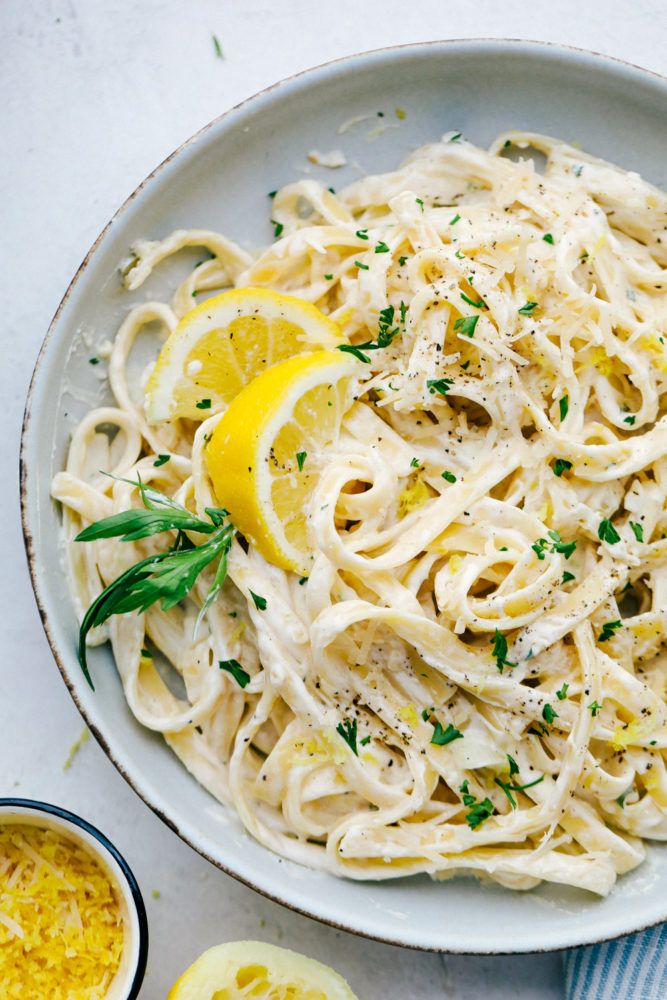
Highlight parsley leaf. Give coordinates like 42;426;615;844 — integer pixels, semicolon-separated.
460;291;486;310
219;659;250;688
249;590;267;610
598;619;622;642
196;398;212;410
465;797;495;830
556;682;569;701
559;395;569;421
427;378;454;397
518;301;538;315
630;521;644;542
494;772;544;809
542;704;558;725
430;722;463;746
552;458;573;477
598;518;621;545
441;470;457;483
153;454;171;467
336;718;358;755
492;629;516;673
296;451;307;471
453;315;479;338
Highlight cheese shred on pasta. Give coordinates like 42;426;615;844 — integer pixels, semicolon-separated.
52;132;667;895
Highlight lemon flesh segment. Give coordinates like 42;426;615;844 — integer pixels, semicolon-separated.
206;351;360;576
166;940;359;1000
145;286;344;422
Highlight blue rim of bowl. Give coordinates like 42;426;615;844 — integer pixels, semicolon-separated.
19;38;667;953
0;797;148;998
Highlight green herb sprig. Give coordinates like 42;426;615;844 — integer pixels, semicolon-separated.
75;477;235;688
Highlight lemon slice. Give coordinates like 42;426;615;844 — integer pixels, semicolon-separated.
145;287;344;422
167;940;358;1000
206;350;359;575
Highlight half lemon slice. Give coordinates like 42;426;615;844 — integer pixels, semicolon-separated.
145;287;344;422
206;350;360;576
166;940;358;1000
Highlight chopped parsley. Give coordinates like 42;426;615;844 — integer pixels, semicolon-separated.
296;451;307;472
410;457;420;468
518;301;538;315
542;704;558;725
556;682;569;701
552;458;573;477
454;315;479;338
441;470;457;483
598;518;621;545
219;659;250;688
492;629;516;673
271;219;284;238
559;395;569;421
415;197;424;212
212;34;223;59
196;398;212;410
562;570;576;584
375;241;391;253
354;261;369;270
494;757;545;808
355;229;369;240
449;213;461;226
427;378;455;397
624;414;636;425
460;291;486;310
249;590;267;611
588;701;602;717
336;718;358;755
464;796;495;830
153;454;171;467
89;357;99;365
532;530;576;561
324;273;333;280
630;521;644;542
543;233;554;244
598;619;622;642
398;255;408;266
430;722;463;746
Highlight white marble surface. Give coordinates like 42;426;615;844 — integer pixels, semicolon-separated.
4;2;667;997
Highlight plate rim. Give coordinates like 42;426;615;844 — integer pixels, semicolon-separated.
20;37;667;954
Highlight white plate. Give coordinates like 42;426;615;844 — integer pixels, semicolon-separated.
21;39;667;953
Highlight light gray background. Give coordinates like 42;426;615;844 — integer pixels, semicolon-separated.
4;2;666;998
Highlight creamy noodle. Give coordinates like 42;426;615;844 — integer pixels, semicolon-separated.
52;132;667;894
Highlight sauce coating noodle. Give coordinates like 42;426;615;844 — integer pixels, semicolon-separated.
52;132;667;894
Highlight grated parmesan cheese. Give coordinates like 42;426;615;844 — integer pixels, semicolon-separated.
0;824;124;999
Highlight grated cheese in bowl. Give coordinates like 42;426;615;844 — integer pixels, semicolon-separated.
0;800;147;1000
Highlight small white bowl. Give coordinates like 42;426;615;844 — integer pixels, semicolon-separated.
0;798;148;999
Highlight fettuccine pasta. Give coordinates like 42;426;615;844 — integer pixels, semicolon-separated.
52;131;667;894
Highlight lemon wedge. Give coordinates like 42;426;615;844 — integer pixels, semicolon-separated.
166;940;358;1000
145;287;344;422
206;350;360;575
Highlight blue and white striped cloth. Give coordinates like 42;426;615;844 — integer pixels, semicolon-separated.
564;923;667;999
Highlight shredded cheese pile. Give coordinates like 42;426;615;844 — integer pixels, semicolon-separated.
52;131;667;895
0;824;124;999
